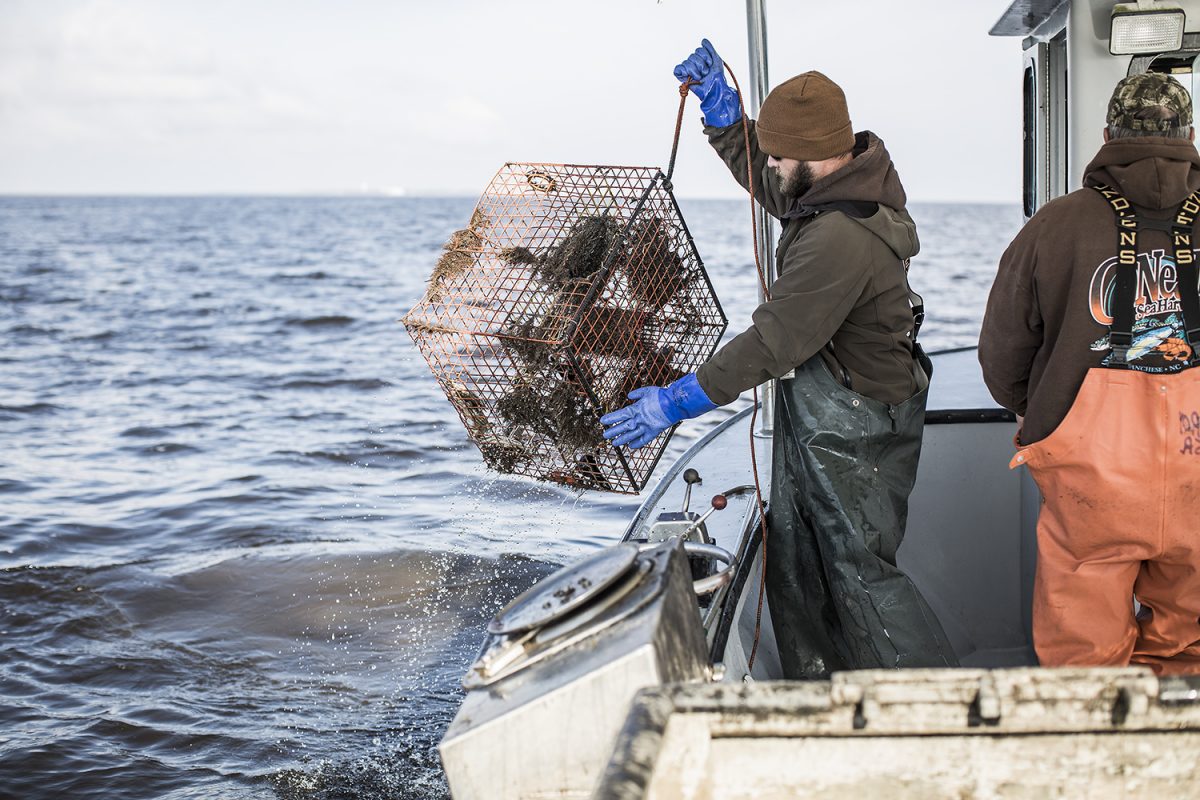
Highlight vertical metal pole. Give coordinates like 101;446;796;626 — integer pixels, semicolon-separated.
746;0;777;437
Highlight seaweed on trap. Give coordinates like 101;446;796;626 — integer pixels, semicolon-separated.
498;245;540;268
445;382;524;473
500;215;622;287
427;209;487;302
499;312;559;370
495;373;605;455
441;214;634;469
619;216;688;310
404;162;728;494
494;294;648;469
537;216;622;285
607;348;685;414
490;219;678;479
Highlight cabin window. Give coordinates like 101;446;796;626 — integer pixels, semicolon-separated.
1022;66;1035;218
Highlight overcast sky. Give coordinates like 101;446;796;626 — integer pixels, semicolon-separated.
0;1;1023;202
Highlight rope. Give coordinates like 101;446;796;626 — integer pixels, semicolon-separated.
665;79;696;183
721;62;772;674
668;65;772;675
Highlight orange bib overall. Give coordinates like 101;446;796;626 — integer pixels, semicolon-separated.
1012;185;1200;674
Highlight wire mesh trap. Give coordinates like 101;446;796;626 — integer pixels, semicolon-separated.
402;163;727;494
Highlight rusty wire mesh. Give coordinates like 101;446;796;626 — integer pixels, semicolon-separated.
402;162;727;494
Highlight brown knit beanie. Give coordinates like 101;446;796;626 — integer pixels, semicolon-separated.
757;71;854;161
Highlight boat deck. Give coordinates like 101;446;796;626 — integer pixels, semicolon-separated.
622;347;1037;678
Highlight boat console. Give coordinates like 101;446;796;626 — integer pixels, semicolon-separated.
440;539;710;800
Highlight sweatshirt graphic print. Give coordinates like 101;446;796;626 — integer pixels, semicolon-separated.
1089;247;1199;371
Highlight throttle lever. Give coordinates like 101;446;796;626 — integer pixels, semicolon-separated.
681;468;702;513
680;493;728;540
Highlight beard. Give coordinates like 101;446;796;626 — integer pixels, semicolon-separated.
777;161;816;199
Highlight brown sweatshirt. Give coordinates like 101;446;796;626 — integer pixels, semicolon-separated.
696;120;923;406
979;136;1200;444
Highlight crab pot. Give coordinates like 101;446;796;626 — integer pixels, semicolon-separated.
402;162;727;494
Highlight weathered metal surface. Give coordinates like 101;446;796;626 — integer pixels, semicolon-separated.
595;669;1200;799
440;540;709;800
990;0;1069;37
488;543;640;635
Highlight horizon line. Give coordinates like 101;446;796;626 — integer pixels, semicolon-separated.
0;192;1022;205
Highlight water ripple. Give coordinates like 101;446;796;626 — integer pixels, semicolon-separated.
0;196;1022;798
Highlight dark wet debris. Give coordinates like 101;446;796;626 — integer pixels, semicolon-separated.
534;215;621;286
414;207;705;492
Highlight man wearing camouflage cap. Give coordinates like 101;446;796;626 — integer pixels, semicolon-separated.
602;39;957;678
981;72;1200;673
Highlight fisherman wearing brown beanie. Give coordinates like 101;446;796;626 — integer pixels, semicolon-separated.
606;38;955;679
757;70;854;158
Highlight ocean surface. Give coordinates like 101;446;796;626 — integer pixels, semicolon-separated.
0;196;1023;799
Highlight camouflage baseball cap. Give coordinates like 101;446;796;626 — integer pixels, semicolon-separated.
1107;72;1193;132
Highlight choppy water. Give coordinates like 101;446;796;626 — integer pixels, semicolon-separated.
0;196;1022;798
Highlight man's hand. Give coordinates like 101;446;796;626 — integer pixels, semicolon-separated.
601;373;718;450
673;38;741;128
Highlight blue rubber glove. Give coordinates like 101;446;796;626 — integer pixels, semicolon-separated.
673;38;741;128
601;372;719;450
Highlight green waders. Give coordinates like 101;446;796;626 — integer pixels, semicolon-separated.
767;354;958;678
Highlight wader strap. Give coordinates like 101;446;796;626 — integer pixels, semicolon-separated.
902;258;925;340
903;259;930;379
822;340;853;388
1094;184;1200;366
1092;184;1139;365
1173;192;1200;356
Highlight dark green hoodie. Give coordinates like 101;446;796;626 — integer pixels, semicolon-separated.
696;121;924;406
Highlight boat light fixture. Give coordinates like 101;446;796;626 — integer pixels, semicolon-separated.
1110;1;1186;55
